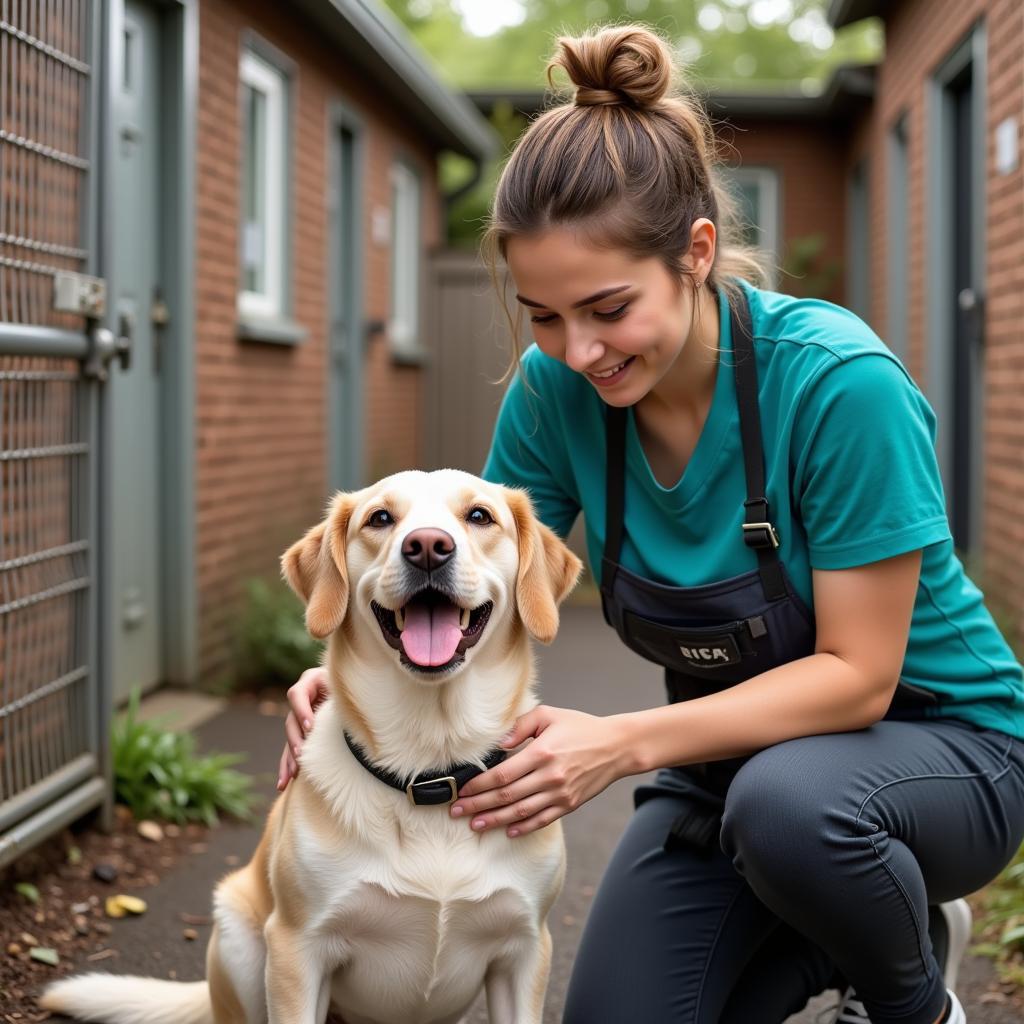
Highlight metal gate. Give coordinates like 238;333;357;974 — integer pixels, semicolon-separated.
0;0;111;868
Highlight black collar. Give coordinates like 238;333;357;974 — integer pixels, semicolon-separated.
343;732;507;806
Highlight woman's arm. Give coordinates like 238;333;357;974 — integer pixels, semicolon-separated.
452;549;922;836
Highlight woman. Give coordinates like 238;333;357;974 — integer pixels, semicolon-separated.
278;25;1024;1024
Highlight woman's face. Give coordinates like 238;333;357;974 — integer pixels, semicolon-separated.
504;226;701;407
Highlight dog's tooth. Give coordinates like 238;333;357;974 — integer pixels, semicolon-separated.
460;606;471;631
395;606;405;631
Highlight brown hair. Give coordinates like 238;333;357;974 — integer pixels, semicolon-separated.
482;24;770;375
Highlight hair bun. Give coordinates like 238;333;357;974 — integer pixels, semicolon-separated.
550;26;674;110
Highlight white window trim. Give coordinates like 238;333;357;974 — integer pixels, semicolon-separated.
389;162;422;358
238;50;286;321
728;166;780;272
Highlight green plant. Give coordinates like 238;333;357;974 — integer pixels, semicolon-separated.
112;690;258;826
972;845;1024;985
779;233;841;299
234;577;324;689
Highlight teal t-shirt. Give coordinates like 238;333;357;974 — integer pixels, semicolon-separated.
483;280;1024;738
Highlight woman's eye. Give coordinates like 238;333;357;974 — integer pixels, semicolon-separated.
467;507;494;526
367;509;394;528
595;303;628;321
530;313;557;325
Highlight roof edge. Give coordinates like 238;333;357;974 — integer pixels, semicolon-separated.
828;0;886;29
302;0;498;159
467;64;877;122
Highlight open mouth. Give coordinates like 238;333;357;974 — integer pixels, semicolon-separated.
371;588;493;674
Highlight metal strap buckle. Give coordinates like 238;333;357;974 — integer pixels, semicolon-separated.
406;776;458;806
742;521;781;550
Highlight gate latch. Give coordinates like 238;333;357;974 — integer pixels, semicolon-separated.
53;271;107;317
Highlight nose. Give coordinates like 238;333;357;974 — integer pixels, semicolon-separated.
563;322;604;373
402;528;456;573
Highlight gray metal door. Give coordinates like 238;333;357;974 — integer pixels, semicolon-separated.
0;0;110;868
110;0;163;701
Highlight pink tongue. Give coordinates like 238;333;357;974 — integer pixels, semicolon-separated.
400;602;463;667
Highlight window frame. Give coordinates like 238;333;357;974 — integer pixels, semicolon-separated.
724;165;781;275
388;159;424;361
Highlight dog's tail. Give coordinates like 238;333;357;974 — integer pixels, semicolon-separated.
38;973;213;1024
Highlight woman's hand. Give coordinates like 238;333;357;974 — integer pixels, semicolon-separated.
450;705;638;837
277;666;329;790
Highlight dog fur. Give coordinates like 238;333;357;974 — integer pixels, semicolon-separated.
40;469;581;1024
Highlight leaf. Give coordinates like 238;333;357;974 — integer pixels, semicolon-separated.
15;882;40;904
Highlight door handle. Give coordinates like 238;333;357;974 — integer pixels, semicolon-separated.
115;311;134;371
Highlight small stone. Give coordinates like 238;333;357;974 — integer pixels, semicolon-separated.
224;854;240;866
182;928;198;941
95;922;112;935
19;933;38;946
137;820;164;842
73;915;90;935
981;992;1008;1004
7;943;22;956
164;824;181;838
70;901;91;915
188;843;208;855
92;863;118;884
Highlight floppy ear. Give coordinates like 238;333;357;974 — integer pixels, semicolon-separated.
281;493;355;639
505;489;583;644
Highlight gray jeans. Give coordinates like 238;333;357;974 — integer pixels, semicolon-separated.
562;719;1024;1024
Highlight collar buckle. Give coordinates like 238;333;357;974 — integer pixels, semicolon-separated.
406;775;458;806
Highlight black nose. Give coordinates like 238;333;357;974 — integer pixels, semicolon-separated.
402;528;455;573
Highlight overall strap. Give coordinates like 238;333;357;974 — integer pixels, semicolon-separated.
601;403;628;597
730;294;787;602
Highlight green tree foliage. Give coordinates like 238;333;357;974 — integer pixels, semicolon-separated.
381;0;881;91
381;1;880;246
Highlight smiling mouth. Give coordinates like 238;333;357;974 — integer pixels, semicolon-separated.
371;589;494;674
587;356;634;379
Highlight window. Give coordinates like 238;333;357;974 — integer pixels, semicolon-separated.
846;159;870;321
886;116;909;359
239;50;286;321
724;166;780;266
389;162;422;357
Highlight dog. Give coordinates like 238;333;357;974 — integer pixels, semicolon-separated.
40;469;582;1024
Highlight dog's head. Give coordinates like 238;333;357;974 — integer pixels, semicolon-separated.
282;470;582;681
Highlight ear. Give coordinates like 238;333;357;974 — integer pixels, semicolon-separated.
281;493;355;639
505;489;583;644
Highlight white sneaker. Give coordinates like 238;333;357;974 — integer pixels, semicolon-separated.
936;899;972;991
831;986;870;1022
826;986;966;1023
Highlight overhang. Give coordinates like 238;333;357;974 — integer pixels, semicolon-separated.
292;0;499;159
468;64;876;124
828;0;886;29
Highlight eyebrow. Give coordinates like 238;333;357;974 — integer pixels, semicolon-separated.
514;285;631;310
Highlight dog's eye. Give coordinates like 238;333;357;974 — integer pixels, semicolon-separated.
467;507;493;526
367;509;394;528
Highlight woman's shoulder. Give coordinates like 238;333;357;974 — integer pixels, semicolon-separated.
740;281;894;366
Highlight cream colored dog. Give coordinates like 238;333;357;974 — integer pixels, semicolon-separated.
41;469;581;1024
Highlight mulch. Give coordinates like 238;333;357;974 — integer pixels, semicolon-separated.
0;806;212;1021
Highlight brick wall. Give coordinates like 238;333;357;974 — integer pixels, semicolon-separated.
846;0;1024;641
718;117;849;305
196;0;442;682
